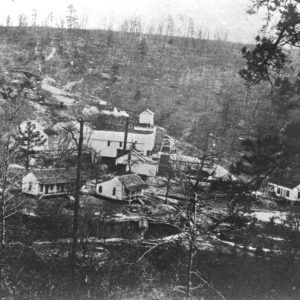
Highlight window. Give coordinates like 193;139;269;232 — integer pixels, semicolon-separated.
98;186;102;193
29;182;32;191
107;141;111;146
57;184;64;192
298;191;300;200
39;184;43;193
119;142;122;148
286;190;290;197
112;187;116;196
276;187;281;195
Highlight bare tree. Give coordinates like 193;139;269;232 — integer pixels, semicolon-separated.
18;14;27;28
0;97;27;247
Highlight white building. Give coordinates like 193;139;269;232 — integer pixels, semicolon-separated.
269;182;300;201
134;109;155;132
89;130;156;158
116;150;159;177
95;174;147;201
22;168;77;196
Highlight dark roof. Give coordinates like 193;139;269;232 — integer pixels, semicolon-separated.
270;158;300;189
118;174;147;191
270;178;299;189
31;168;77;185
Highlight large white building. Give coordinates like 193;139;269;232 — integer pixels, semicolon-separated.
88;130;156;158
88;109;156;158
50;109;158;159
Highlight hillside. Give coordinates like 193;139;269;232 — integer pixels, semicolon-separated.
0;26;266;146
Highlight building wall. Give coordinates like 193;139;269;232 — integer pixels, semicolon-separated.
89;130;156;158
139;111;154;125
22;173;39;195
22;173;71;195
95;177;125;200
271;183;300;201
91;140;128;158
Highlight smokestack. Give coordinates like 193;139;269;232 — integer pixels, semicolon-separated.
123;117;129;151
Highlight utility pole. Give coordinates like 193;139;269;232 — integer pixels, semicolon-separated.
70;117;84;277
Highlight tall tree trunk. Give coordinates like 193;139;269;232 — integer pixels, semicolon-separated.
165;176;171;204
1;198;5;248
1;170;8;248
70;118;84;276
186;240;193;299
186;193;197;298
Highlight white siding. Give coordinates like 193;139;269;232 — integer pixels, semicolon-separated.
22;173;40;195
89;130;156;158
91;140;126;158
22;173;69;196
95;177;125;200
139;110;154;126
272;183;300;201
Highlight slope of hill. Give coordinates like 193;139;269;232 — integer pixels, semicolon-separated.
0;26;265;146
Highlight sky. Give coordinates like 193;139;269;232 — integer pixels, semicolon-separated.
1;0;265;43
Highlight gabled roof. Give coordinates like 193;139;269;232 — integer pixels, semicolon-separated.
141;109;154;115
30;168;77;185
118;174;147;191
170;153;201;164
270;159;300;189
116;150;158;165
270;178;299;189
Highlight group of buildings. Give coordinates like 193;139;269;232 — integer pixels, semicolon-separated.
21;109;166;202
18;107;300;203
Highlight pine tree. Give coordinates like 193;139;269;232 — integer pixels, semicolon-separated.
137;38;148;58
66;4;78;31
16;121;47;171
133;89;141;102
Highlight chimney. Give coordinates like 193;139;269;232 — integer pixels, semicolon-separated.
123;117;129;151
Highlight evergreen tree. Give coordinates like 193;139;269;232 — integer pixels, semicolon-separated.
66;5;78;30
16;121;47;171
133;89;141;102
137;38;148;58
237;0;300;181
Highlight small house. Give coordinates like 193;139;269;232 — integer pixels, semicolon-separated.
95;174;147;201
268;182;300;201
115;150;159;177
22;168;77;196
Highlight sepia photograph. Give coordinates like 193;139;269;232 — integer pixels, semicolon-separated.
0;0;300;299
